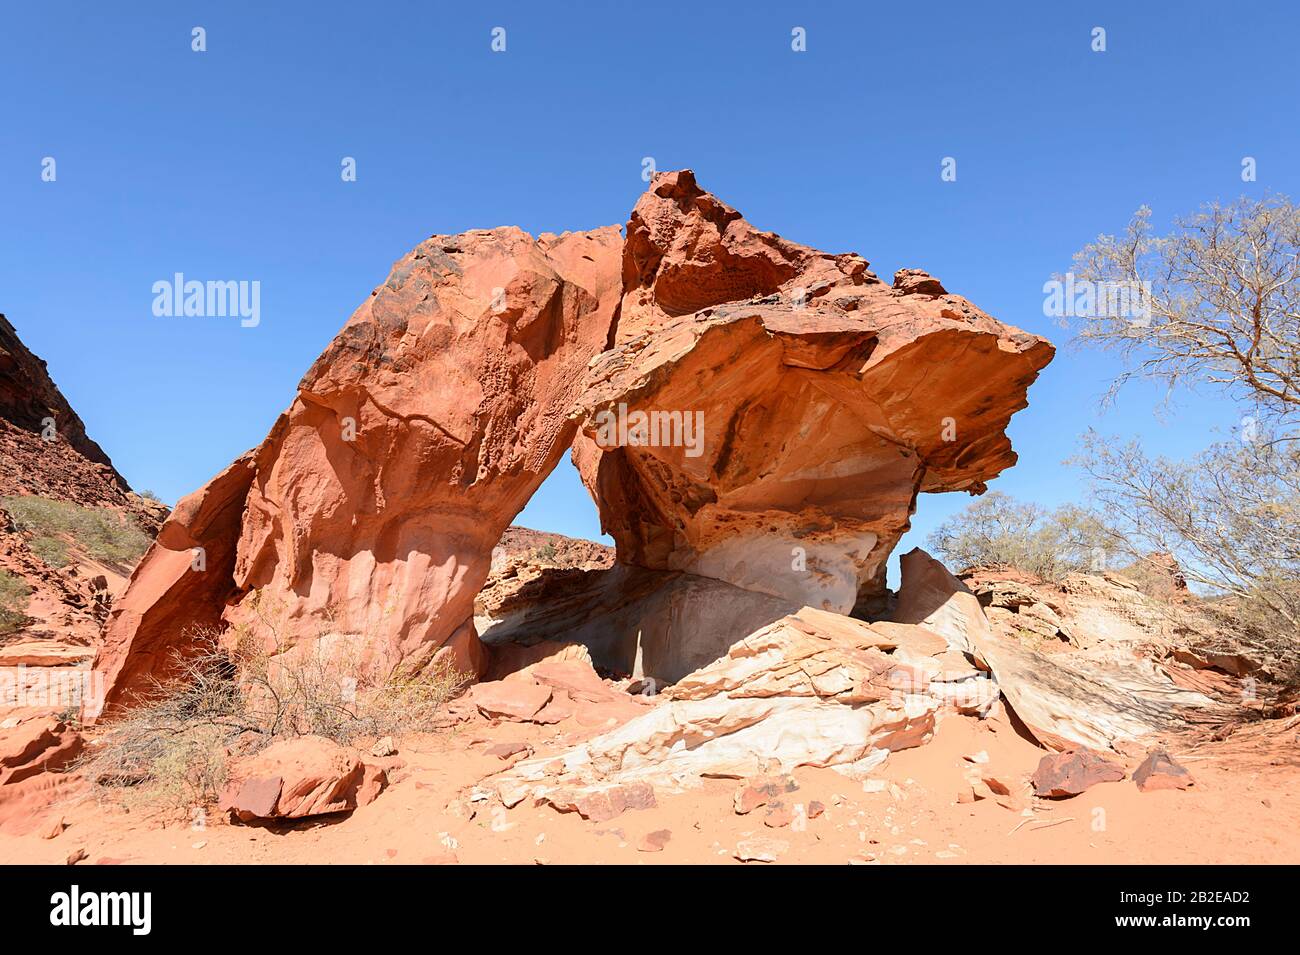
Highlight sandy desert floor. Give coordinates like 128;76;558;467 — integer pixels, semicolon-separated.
4;705;1296;866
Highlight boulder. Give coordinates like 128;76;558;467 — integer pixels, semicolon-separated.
1031;748;1126;798
1133;749;1195;792
467;676;553;722
541;781;657;822
97;226;623;710
219;736;386;822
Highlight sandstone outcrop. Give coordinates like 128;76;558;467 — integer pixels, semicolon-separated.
572;170;1053;615
1;315;162;716
894;549;1220;749
97;171;1053;721
97;227;623;710
491;606;997;801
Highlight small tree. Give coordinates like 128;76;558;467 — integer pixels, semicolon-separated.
1069;195;1300;426
926;491;1112;581
1070;196;1300;675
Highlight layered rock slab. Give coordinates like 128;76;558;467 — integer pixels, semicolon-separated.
892;548;1221;750
573;170;1054;614
493;606;995;799
97;227;623;711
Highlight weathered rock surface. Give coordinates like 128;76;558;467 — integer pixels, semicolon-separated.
1031;748;1127;798
573;170;1053;615
1133;749;1195;792
478;563;802;684
893;549;1219;750
94;455;257;714
97;226;623;710
459;654;646;728
493;606;997;797
219;735;386;822
1;315;162;713
0;714;83;787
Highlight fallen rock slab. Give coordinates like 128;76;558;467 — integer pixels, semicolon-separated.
1031;748;1126;798
1133;749;1195;792
894;549;1219;749
735;837;788;863
540;781;657;822
0;642;95;667
637;829;671;852
468;677;553;723
495;608;997;803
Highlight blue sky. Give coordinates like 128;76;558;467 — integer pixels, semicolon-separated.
2;1;1294;578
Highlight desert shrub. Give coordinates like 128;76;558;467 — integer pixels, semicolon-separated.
2;495;150;566
926;491;1115;581
29;534;70;568
531;542;558;562
82;627;469;813
0;569;31;635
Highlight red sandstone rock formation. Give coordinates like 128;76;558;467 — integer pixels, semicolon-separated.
573;170;1054;615
0;314;123;483
96;227;623;711
98;170;1055;715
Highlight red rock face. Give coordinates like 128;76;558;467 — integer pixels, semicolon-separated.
95;455;258;713
97;226;622;710
0;314;122;480
96;170;1054;713
574;171;1054;614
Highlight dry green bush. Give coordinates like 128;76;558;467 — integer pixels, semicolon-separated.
0;568;31;635
82;626;468;814
2;495;150;567
926;491;1116;581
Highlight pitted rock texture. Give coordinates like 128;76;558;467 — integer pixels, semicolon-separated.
573;170;1053;614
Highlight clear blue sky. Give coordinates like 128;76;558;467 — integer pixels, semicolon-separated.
2;1;1294;580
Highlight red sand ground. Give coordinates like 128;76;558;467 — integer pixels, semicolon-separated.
3;707;1296;866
